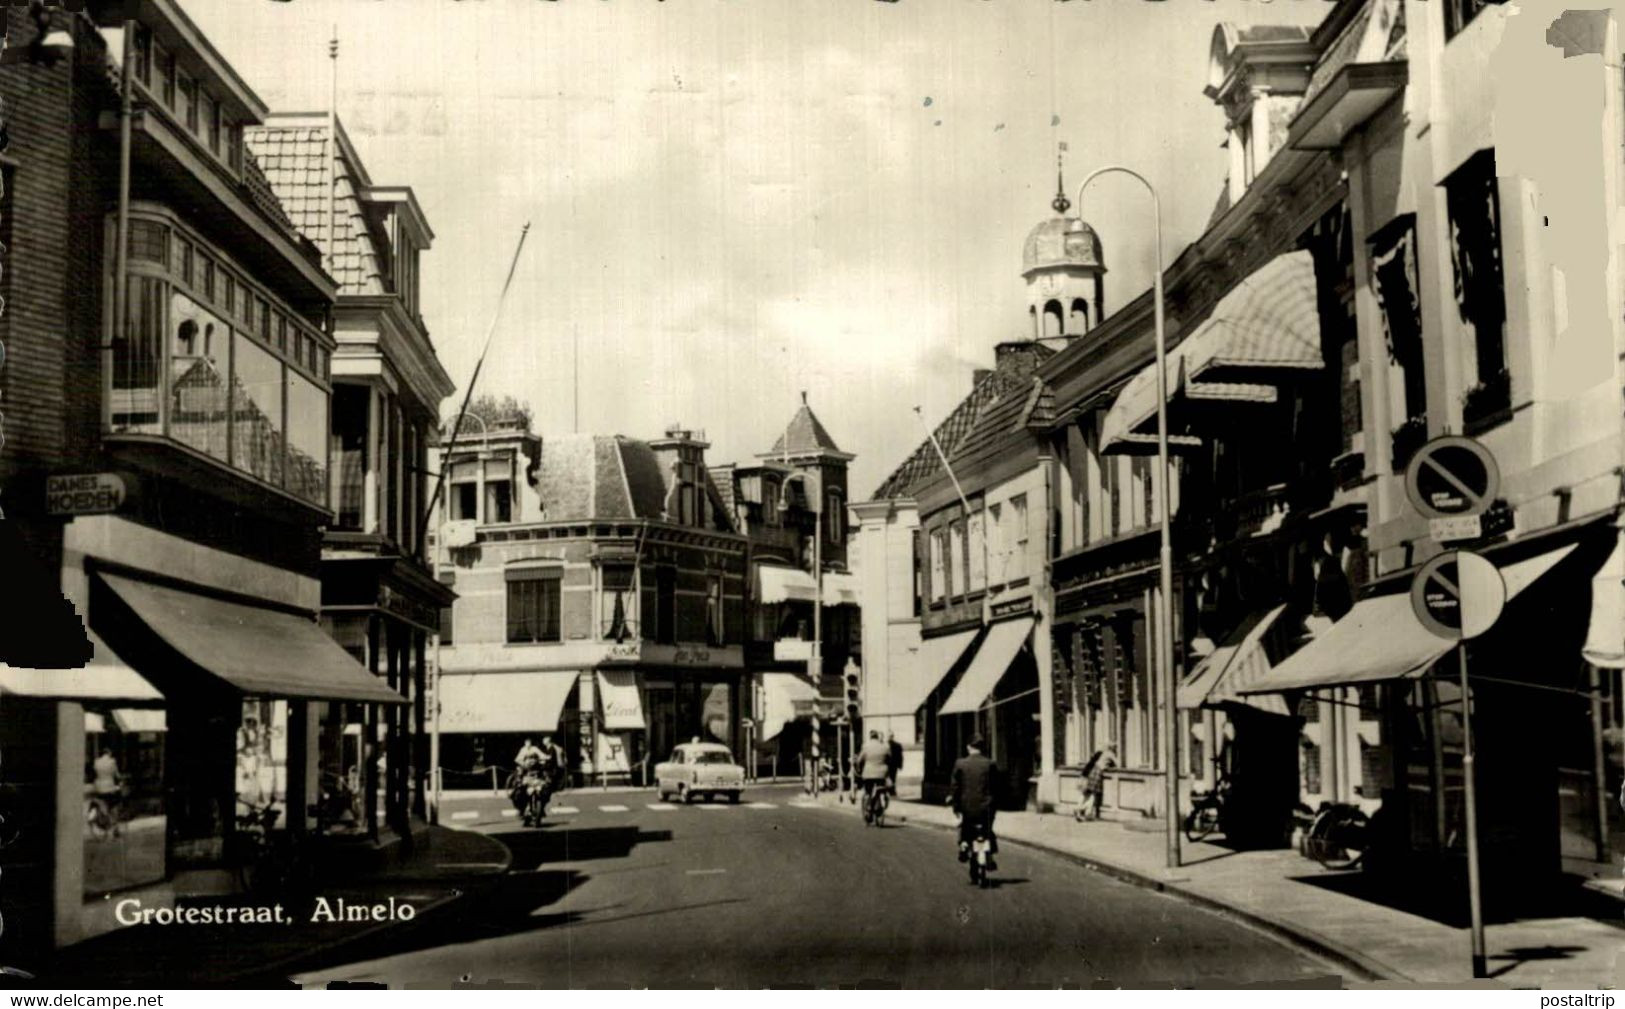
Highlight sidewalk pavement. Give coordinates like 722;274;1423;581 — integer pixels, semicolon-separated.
826;792;1625;988
38;825;511;987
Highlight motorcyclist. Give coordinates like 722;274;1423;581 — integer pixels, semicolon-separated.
510;738;546;818
854;731;891;816
949;735;999;869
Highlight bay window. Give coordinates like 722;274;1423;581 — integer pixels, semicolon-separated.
105;210;332;508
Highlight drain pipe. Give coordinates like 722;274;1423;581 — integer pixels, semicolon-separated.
113;20;134;392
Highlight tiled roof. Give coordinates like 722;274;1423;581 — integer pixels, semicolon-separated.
767;403;845;457
246;124;388;296
242;148;298;236
534;434;660;522
872;368;1026;500
708;465;738;516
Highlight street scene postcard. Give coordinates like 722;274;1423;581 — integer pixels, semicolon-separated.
0;0;1622;993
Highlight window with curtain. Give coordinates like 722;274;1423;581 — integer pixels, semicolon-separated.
706;575;725;646
1445;149;1510;428
601;564;637;641
967;510;985;591
929;527;946;603
948;520;965;597
506;569;562;643
1010;494;1029;579
987;502;1004;584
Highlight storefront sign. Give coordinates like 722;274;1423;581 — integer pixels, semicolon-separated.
604;641;642;663
989;596;1033;619
673;647;712;665
46;473;126;516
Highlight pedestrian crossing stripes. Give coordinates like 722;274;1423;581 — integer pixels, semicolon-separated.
451;810;479;821
550;806;580;815
646;802;677;811
746;802;778;809
695;803;732;810
500;809;518;818
598;804;631;812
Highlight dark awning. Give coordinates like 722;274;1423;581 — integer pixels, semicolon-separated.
99;573;404;704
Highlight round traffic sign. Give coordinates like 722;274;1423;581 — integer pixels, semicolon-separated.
1405;436;1500;519
1410;550;1506;640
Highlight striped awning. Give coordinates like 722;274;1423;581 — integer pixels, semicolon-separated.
1101;250;1324;454
1176;605;1290;716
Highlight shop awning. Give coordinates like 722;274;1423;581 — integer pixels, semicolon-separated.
1176;605;1290;715
1240;544;1576;695
438;670;577;734
761;671;820;742
98;573;404;704
757;565;817;604
0;629;161;703
864;627;979;718
1583;536;1625;668
939;618;1034;716
113;708;167;733
1100;250;1323;455
822;572;861;606
596;669;646;731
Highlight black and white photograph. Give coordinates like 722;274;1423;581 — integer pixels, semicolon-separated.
0;0;1621;992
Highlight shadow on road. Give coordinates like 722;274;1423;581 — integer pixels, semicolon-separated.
497;824;675;871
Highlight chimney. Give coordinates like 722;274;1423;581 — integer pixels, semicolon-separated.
972;368;993;390
993;340;1046;378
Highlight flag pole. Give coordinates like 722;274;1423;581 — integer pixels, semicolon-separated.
416;221;532;547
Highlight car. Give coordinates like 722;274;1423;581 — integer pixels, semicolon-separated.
654;742;745;804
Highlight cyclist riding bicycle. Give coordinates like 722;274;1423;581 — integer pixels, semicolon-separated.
854;730;891;815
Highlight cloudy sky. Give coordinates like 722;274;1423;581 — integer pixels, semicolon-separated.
185;0;1330;497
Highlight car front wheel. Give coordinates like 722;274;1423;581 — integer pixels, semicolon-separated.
727;791;740;804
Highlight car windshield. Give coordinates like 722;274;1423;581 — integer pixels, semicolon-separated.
693;751;732;764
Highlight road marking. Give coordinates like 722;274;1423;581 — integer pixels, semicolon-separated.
550;806;580;815
598;804;630;813
646;803;677;811
788;801;821;809
684;869;726;876
695;803;732;810
436;863;506;871
450;811;479;821
500;809;518;818
746;802;777;809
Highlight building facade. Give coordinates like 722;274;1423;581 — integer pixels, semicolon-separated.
0;3;403;956
249;112;457;840
432;422;749;786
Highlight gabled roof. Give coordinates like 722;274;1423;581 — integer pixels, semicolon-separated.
245;116;392;297
763;402;851;461
872;357;1053;501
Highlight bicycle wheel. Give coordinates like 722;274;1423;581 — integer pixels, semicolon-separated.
1183;805;1217;843
1308;808;1366;870
872;795;886;828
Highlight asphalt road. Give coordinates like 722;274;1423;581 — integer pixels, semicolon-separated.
284;784;1335;989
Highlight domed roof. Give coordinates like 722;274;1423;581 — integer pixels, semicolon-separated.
1022;216;1104;277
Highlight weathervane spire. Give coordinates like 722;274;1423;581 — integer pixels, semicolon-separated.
1052;143;1071;216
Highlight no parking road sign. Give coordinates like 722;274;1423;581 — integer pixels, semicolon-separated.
1410;550;1506;640
1406;436;1499;519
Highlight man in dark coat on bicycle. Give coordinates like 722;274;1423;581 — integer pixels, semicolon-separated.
949;736;999;866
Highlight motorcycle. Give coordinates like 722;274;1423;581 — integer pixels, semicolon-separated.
519;772;551;827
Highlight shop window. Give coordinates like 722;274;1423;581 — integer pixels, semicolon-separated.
109;276;163;433
82;706;167;896
601;564;636;641
706;574;725;646
168;292;229;461
1445;149;1510;431
231;333;286;489
506;568;562;643
1444;0;1503;40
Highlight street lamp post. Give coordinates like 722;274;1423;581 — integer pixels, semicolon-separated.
780;471;823;795
1070;167;1180;870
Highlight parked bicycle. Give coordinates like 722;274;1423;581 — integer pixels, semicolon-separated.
235;801;311;896
1300;801;1368;870
1182;775;1231;843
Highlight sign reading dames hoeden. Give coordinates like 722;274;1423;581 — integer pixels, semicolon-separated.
46;473;127;516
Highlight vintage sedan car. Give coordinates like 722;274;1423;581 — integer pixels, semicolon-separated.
654;742;745;803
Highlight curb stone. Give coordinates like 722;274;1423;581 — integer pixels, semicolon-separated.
854;800;1405;985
